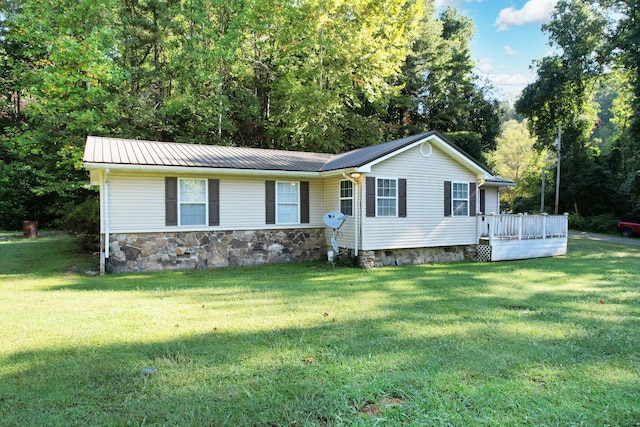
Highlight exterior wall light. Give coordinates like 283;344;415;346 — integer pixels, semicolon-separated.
350;172;361;179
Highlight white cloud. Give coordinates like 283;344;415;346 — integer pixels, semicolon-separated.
495;0;558;31
503;45;519;57
435;0;481;8
493;73;533;86
475;58;495;75
492;72;536;99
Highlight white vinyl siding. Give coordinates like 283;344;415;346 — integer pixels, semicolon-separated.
323;178;356;250
361;144;477;250
105;173;324;233
276;181;299;224
484;188;499;214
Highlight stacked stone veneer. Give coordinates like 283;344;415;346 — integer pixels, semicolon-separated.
358;245;477;268
106;229;326;273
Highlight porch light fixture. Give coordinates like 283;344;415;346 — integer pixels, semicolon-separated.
349;172;361;179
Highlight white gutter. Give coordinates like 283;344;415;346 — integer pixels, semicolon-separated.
342;172;359;256
84;163;324;178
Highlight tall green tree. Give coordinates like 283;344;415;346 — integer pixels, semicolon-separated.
389;5;501;163
251;0;423;152
515;0;609;214
0;0;123;228
0;0;506;228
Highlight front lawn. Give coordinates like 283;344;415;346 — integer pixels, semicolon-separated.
1;235;638;426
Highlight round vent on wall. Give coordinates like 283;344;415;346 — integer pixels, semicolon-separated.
420;142;432;158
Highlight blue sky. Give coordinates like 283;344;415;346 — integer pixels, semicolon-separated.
436;0;559;101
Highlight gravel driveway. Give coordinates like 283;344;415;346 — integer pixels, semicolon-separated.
569;230;640;245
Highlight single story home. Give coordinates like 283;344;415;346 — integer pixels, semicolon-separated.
84;131;518;274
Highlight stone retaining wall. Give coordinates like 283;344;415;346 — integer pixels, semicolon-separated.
106;228;326;273
357;245;477;268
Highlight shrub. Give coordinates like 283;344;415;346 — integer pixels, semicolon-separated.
63;197;100;252
568;213;618;234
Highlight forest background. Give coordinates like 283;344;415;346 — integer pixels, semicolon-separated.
0;0;638;235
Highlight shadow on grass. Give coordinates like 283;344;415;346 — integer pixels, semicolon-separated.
2;243;640;425
2;305;638;426
2;236;640;424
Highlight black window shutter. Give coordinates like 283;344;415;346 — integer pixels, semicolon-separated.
265;180;276;224
479;189;486;214
166;177;178;226
444;181;452;217
398;178;407;217
208;179;220;226
300;181;309;224
469;182;477;216
366;176;376;217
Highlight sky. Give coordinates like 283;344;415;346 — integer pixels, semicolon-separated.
435;0;560;102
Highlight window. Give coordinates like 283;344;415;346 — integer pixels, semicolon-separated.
166;178;219;227
377;178;397;217
276;181;299;224
339;180;353;216
452;182;469;217
179;178;207;225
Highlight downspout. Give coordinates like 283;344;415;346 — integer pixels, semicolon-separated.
342;173;359;256
103;168;110;274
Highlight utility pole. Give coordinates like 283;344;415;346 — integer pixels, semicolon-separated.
554;125;561;215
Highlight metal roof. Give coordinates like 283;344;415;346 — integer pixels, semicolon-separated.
83;136;335;172
83;132;502;180
321;132;434;171
481;177;517;187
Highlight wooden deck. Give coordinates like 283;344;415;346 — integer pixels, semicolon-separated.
477;213;568;261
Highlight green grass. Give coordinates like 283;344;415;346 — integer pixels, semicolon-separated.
1;235;639;426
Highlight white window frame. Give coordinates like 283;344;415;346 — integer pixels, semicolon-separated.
452;182;469;217
276;181;300;224
376;177;397;217
339;179;353;216
178;178;208;226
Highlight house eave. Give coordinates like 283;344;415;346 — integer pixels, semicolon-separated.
479;178;517;188
83;162;324;178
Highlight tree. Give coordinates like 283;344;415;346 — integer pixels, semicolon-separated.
389;5;502;163
515;0;607;214
0;0;125;227
490;120;549;211
259;0;423;152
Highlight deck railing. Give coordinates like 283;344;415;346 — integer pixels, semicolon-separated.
477;213;569;244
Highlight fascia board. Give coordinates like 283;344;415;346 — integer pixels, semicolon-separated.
83;162;323;178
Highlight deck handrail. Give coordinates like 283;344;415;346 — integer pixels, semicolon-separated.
477;213;569;245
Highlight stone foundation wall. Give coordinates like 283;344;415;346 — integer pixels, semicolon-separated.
358;245;477;269
105;228;326;273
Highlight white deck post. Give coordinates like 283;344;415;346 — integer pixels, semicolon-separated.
490;213;497;246
542;213;547;240
517;213;523;241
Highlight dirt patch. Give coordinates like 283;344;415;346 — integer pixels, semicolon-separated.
360;397;403;417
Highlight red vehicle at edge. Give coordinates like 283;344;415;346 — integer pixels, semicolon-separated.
618;215;640;238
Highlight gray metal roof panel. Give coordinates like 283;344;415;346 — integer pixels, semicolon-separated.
321;132;436;171
84;132;497;177
482;177;516;186
84;136;335;172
